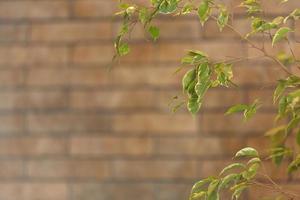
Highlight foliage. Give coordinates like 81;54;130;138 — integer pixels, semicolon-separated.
113;0;300;199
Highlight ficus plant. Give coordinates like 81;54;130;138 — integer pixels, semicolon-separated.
113;0;300;199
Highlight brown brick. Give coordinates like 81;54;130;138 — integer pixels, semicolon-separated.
72;44;113;64
157;19;200;40
158;41;246;62
25;89;68;110
0;137;66;156
70;114;112;132
120;43;158;63
70;90;155;110
27;160;111;179
247;89;276;110
0;1;69;19
70;136;154;156
110;65;182;87
113;114;197;134
69;68;110;87
203;18;251;38
113;160;197;179
0;91;25;110
233;64;285;86
158;137;245;156
72;183;155;200
0;24;28;42
0;46;68;66
26;68;69;87
0;114;24;133
260;0;300;15
26;113;70;133
0;68;24;87
157;184;191;200
0;160;23;178
200;113;276;134
0;183;68;200
73;0;113;18
31;22;112;42
26;113;111;133
203;89;245;109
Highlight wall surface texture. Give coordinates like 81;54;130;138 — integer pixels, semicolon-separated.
0;0;299;199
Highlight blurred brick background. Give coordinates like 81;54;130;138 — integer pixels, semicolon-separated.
0;0;299;199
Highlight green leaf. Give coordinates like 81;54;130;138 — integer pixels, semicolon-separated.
247;157;261;166
181;50;207;64
148;26;160;41
288;155;300;174
198;0;210;25
158;0;178;14
217;8;229;31
272;27;292;46
190;177;212;197
219;174;241;189
207;179;220;200
219;163;246;176
225;104;248;115
235;147;259;158
139;7;150;25
190;191;206;200
231;183;247;200
195;63;211;98
182;69;196;93
286;115;300;133
297;130;300;146
242;163;260;180
118;43;130;56
181;3;194;15
214;63;233;87
188;94;201;114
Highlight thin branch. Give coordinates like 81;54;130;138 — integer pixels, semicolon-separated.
209;15;294;76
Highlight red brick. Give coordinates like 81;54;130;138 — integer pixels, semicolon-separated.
113;114;197;134
113;160;197;179
0;183;68;200
0;1;69;19
27;160;111;179
0;137;66;156
70;136;154;156
31;22;112;42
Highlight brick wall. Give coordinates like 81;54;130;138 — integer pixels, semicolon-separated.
0;0;299;200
